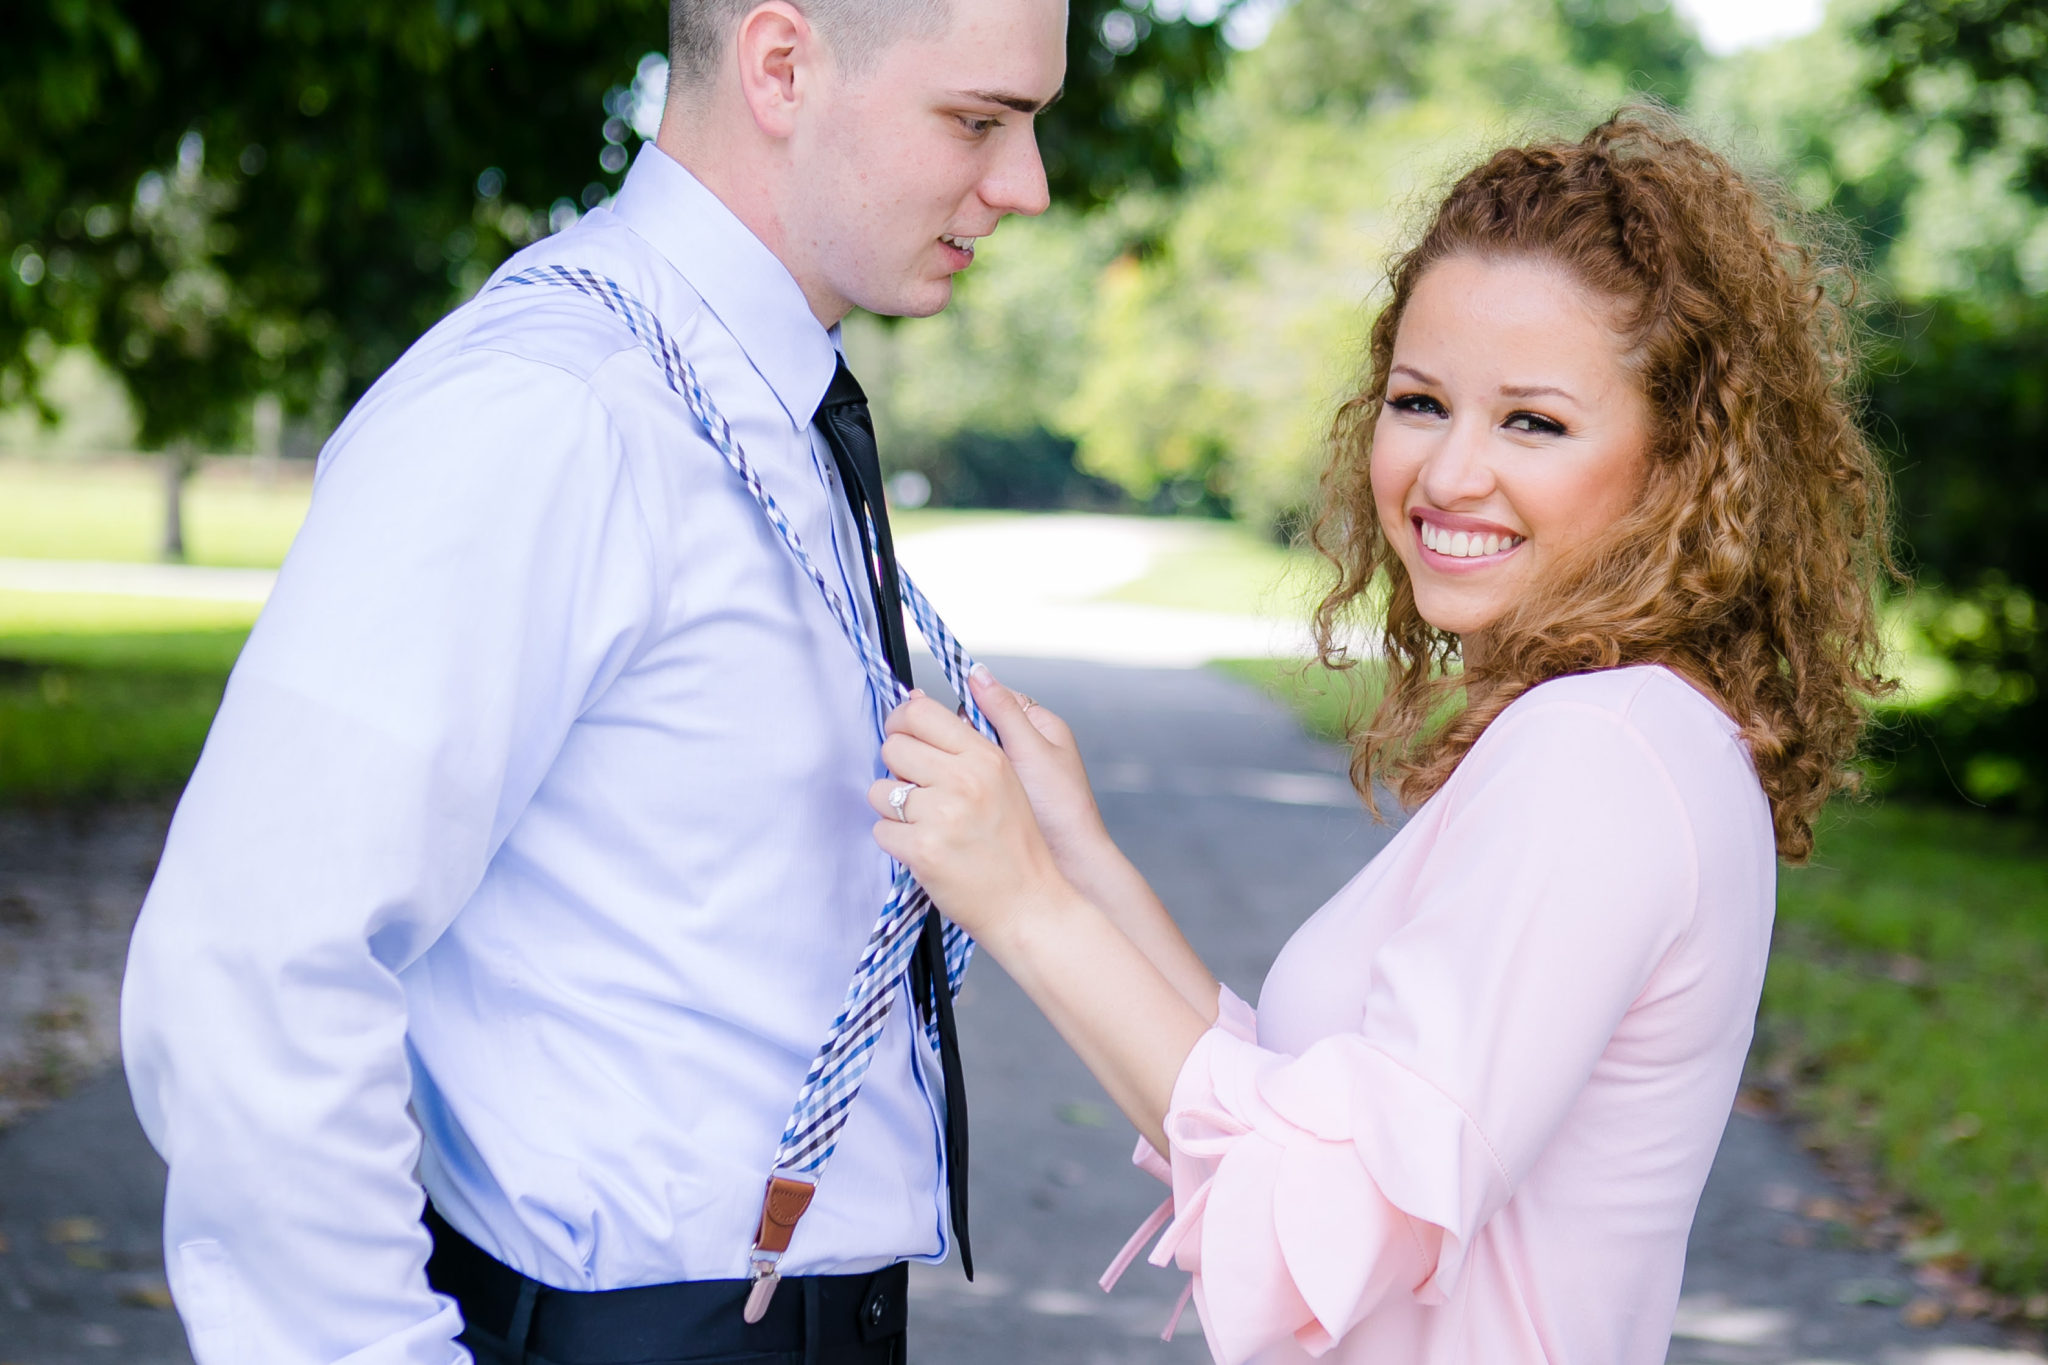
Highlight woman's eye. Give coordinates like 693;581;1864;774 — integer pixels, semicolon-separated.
1504;411;1566;436
1389;393;1445;417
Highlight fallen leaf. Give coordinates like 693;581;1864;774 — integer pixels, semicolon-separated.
1837;1277;1908;1306
1902;1230;1963;1264
1937;1112;1984;1145
1903;1298;1947;1328
119;1282;174;1310
1055;1102;1106;1129
45;1217;102;1246
1802;1195;1852;1224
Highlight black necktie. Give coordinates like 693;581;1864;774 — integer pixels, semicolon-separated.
813;355;973;1280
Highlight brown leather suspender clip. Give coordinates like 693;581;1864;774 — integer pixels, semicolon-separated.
743;1174;818;1323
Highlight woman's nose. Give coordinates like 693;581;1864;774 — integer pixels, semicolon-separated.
1418;420;1498;507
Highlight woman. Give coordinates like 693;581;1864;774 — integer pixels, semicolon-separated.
869;113;1895;1364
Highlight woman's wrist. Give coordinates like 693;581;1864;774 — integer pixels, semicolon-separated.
978;875;1098;981
1049;826;1136;904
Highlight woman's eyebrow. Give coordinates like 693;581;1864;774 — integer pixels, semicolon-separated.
1499;383;1577;402
1390;364;1440;387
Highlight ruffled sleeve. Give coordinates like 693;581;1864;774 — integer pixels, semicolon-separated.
1103;695;1703;1364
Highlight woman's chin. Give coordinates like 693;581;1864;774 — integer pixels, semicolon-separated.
1412;595;1504;646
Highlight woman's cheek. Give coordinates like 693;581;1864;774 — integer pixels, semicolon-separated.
1368;434;1418;551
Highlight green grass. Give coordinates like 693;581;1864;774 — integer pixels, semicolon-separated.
0;590;254;806
1229;655;2048;1297
1762;803;2048;1293
0;459;310;567
1215;655;1380;742
1103;520;1325;617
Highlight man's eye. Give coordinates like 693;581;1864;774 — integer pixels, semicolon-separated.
1505;411;1566;436
1389;393;1445;417
959;116;998;136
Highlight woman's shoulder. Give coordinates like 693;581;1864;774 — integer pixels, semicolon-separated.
1464;666;1750;793
1501;664;1736;741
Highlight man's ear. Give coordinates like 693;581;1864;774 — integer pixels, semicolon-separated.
734;1;817;140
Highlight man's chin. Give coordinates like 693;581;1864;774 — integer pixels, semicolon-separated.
857;277;955;321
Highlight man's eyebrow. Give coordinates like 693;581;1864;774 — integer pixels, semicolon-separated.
958;85;1065;114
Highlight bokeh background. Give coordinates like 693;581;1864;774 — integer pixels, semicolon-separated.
2;0;2045;1357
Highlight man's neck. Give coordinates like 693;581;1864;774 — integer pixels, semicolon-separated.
655;121;850;329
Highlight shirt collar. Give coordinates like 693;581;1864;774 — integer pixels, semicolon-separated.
609;143;839;431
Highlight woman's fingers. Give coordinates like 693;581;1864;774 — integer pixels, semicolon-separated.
884;694;981;753
868;776;920;823
966;665;1056;756
879;732;954;788
1020;700;1075;748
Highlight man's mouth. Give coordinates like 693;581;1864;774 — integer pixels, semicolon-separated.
940;233;977;259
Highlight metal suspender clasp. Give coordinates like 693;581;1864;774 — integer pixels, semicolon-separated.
743;1173;818;1323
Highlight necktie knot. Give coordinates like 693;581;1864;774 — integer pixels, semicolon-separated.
818;355;869;416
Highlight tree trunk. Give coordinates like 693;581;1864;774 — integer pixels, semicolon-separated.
161;451;192;562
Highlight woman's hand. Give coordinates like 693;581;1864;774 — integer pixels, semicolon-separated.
956;666;1117;884
868;689;1078;950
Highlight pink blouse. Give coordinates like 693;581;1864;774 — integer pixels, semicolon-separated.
1106;666;1777;1364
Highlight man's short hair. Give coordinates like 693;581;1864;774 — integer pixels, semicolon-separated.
668;0;951;90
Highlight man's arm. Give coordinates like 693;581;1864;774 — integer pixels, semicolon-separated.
121;349;661;1364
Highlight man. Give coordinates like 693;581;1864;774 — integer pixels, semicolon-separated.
119;1;1067;1360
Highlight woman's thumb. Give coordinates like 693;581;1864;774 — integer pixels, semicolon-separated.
969;664;1043;753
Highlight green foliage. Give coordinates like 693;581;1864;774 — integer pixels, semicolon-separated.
1869;0;2048;204
1863;296;2048;812
1760;802;2048;1294
1695;0;2048;813
1;0;1245;455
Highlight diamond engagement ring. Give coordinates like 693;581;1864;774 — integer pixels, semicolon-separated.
888;783;916;822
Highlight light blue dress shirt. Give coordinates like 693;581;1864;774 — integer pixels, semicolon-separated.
121;145;949;1365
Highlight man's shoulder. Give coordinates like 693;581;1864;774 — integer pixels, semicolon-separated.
449;217;713;386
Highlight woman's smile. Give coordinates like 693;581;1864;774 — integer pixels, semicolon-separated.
1413;509;1526;568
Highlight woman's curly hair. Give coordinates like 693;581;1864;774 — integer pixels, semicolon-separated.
1311;110;1898;861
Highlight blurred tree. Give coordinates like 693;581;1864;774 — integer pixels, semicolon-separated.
1856;0;2048;813
0;0;1244;556
1870;0;2048;203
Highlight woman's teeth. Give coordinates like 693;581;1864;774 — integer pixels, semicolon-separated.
941;234;975;256
1420;521;1524;558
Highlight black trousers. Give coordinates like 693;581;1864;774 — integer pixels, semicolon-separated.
426;1206;909;1365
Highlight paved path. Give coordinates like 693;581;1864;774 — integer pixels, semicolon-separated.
0;659;2040;1363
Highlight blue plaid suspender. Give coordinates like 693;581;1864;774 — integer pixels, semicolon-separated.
493;266;989;1314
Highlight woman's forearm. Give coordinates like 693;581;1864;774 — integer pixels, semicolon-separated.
979;884;1214;1154
1056;839;1220;1019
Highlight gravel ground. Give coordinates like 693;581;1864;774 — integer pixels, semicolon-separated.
0;804;171;1131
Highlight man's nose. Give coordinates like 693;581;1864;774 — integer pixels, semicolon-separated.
985;126;1052;219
